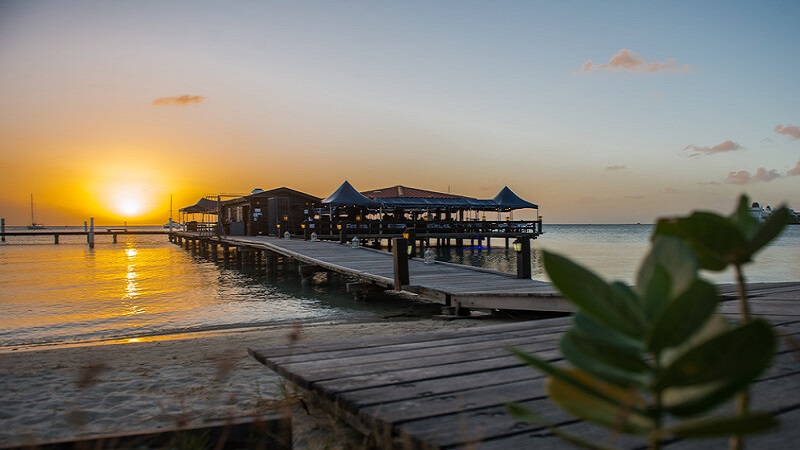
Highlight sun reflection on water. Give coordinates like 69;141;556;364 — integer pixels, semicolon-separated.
123;245;142;315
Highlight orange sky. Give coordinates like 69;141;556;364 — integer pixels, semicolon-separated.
1;2;798;225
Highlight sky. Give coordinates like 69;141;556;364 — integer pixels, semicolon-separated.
1;0;798;225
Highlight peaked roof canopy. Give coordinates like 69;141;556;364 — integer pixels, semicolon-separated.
318;181;538;211
492;186;538;210
321;181;381;207
179;197;218;214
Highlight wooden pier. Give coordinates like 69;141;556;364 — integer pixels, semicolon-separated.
1;229;169;244
170;232;567;314
249;287;800;449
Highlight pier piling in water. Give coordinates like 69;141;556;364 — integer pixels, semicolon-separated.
88;218;95;249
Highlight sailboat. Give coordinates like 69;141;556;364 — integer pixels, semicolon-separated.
27;194;46;229
163;195;183;230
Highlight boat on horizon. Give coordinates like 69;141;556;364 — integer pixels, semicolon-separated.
749;202;800;225
163;220;183;229
27;194;46;230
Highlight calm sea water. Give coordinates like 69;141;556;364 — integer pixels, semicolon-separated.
440;224;800;284
1;224;798;348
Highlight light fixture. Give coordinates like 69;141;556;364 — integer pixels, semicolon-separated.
407;244;412;255
336;224;342;230
402;231;410;239
513;239;522;253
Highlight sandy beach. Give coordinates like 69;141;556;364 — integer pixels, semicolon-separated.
0;318;499;449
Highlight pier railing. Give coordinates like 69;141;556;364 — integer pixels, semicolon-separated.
304;219;543;238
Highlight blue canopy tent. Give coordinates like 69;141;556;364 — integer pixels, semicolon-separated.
491;186;538;221
492;186;538;210
321;181;381;207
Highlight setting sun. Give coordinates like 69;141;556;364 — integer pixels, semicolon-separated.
116;193;144;217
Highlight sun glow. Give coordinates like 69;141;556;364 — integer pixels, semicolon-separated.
118;194;144;216
80;162;174;223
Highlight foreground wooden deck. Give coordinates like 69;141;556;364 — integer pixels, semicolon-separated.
250;284;800;449
209;235;569;313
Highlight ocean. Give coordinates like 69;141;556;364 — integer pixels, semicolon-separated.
1;224;798;348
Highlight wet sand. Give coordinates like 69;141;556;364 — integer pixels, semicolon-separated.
0;318;497;449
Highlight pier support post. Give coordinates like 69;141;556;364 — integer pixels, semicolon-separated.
392;238;410;290
88;218;95;249
54;235;59;244
222;245;230;263
1;218;4;242
515;237;532;279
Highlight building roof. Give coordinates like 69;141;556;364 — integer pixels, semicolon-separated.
223;187;321;206
492;186;538;210
179;197;218;214
245;187;321;203
321;181;381;207
363;185;467;199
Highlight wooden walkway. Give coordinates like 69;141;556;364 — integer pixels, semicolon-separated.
216;235;569;313
250;284;800;449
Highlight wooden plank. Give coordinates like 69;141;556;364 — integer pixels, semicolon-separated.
225;235;799;317
248;297;800;450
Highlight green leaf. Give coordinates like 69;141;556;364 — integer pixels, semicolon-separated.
661;319;775;416
572;313;644;350
507;347;637;410
507;402;621;450
637;236;698;317
665;412;778;438
506;402;541;424
661;319;774;387
748;205;791;257
544;251;645;338
647;279;718;354
561;328;651;388
547;369;654;435
731;195;760;241
654;213;748;271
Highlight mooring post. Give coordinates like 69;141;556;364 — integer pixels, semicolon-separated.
87;218;95;249
392;238;410;290
1;218;5;242
516;237;531;279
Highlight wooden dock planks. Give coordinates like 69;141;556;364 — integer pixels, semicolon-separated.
217;236;569;312
250;294;800;449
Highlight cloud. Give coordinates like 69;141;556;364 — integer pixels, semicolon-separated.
152;95;206;106
774;124;800;139
725;167;782;184
788;159;800;177
684;140;741;156
578;49;691;74
605;165;626;171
